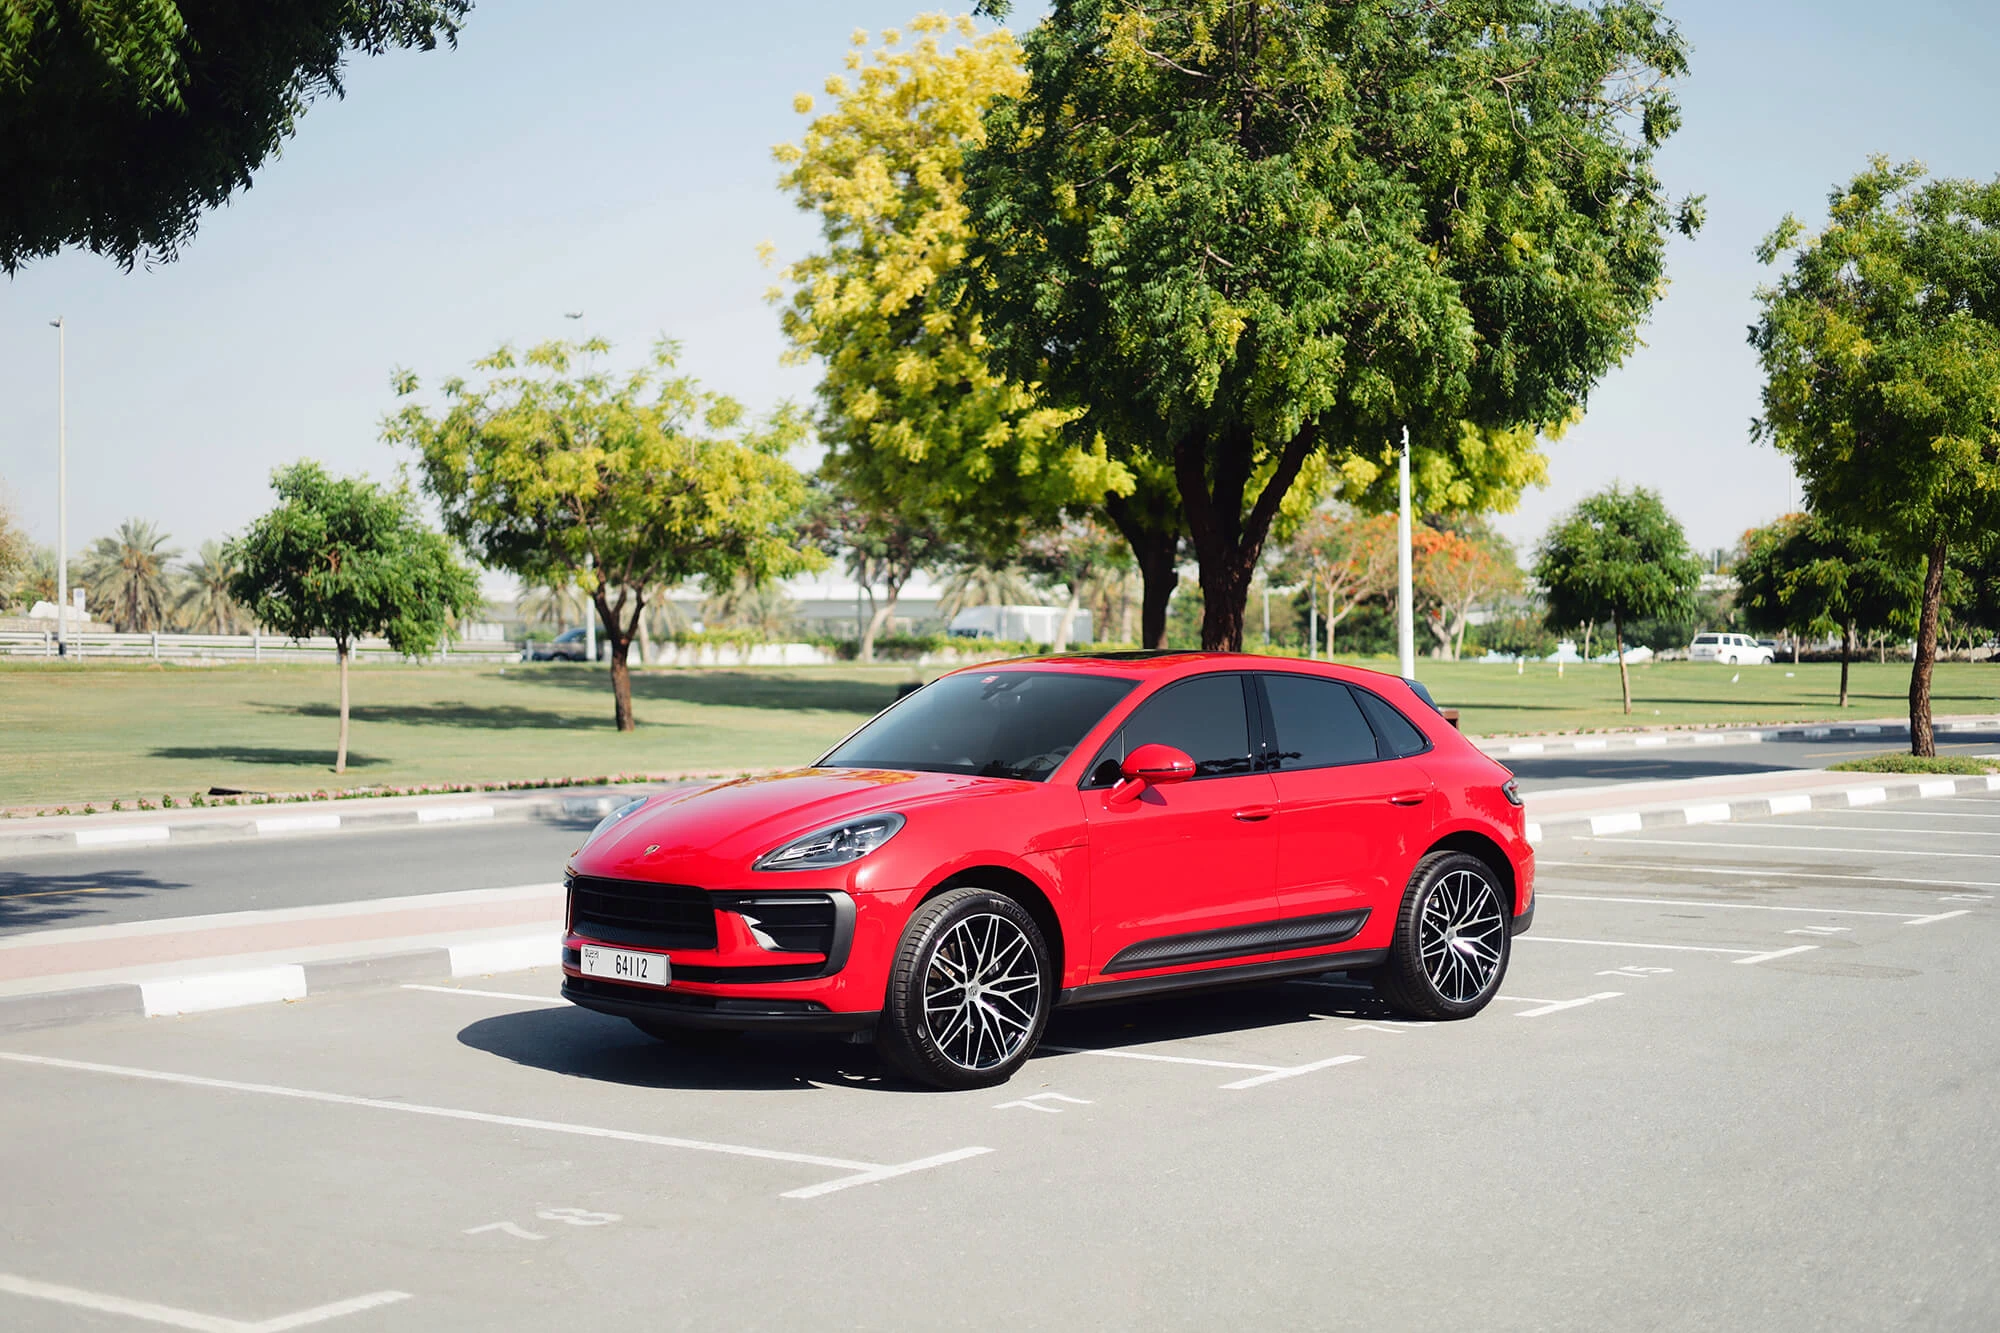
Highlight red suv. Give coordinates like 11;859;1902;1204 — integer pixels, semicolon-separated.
560;653;1534;1089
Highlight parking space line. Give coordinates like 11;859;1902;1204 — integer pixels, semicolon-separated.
1732;945;1819;966
1220;1055;1365;1090
1536;893;1936;920
1688;822;2000;840
1845;807;2000;820
1511;992;1623;1018
402;984;565;1006
0;1050;917;1180
1040;1044;1281;1073
1537;858;2000;891
1904;909;1973;927
781;1147;995;1201
1518;936;1764;955
1576;836;2000;861
0;1272;410;1332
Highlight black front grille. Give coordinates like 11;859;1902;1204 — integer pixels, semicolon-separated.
568;875;716;950
720;894;837;955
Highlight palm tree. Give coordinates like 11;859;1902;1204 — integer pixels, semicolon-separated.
175;540;250;633
701;571;799;639
76;519;180;632
934;562;1037;623
517;578;586;631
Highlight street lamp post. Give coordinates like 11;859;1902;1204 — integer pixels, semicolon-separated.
1396;425;1416;679
50;317;67;656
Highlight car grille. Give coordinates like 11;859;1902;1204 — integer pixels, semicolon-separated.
720;894;838;955
567;875;717;951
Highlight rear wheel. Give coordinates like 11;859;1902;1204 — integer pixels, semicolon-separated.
1372;851;1510;1021
877;888;1052;1090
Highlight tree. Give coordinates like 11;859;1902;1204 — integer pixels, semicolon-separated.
807;486;949;662
1752;159;2000;756
2;1;469;272
963;0;1700;650
0;491;28;607
228;462;478;773
1019;516;1125;651
1735;514;1917;708
1534;487;1700;715
390;338;824;732
770;18;1136;613
1277;507;1398;656
1415;523;1523;661
75;518;179;631
174;538;249;633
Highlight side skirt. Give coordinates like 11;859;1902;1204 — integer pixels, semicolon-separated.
1058;949;1389;1009
1100;908;1371;975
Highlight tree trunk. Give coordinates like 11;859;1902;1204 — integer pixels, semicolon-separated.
1174;426;1316;652
1104;487;1181;649
334;644;350;774
1909;536;1948;758
1839;619;1853;709
1614;609;1631;715
598;589;638;733
1052;583;1081;653
1792;637;1800;666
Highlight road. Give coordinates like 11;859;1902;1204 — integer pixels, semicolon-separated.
1;788;1994;1328
1496;722;2000;790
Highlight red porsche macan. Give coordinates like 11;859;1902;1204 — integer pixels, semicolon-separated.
560;652;1534;1089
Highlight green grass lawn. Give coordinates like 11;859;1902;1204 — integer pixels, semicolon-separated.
4;655;1996;809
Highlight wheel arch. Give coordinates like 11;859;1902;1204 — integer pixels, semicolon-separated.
921;866;1067;988
1424;829;1519;917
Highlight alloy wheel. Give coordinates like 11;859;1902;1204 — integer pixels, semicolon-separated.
922;912;1043;1072
1418;868;1506;1004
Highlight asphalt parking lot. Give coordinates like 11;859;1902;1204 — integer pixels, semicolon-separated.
3;792;1997;1330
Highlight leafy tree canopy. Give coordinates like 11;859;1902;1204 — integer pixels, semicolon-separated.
963;0;1701;648
389;338;824;731
1;0;470;272
1752;158;2000;752
770;16;1130;562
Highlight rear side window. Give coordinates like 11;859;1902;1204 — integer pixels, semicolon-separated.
1353;688;1430;758
1694;635;1718;644
1262;674;1378;769
1087;674;1254;785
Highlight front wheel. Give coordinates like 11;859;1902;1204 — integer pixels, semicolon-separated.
1372;851;1511;1021
877;888;1053;1090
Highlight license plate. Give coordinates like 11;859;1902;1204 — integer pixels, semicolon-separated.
579;944;671;987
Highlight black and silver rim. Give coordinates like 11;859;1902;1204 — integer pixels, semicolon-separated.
1419;869;1505;1004
922;912;1041;1071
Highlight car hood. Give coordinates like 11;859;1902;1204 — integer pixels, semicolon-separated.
571;767;1030;882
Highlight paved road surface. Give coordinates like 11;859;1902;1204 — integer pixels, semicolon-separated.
1;789;1993;1328
1496;723;1999;790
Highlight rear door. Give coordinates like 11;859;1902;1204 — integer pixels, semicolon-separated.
1258;672;1439;922
1080;673;1280;976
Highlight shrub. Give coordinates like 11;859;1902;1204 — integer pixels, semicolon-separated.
1828;754;1999;775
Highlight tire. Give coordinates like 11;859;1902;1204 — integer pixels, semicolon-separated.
877;887;1053;1090
1725;655;1738;665
1371;851;1511;1021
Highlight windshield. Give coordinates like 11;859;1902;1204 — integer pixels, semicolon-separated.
822;670;1137;782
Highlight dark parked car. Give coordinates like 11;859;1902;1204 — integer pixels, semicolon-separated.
525;628;596;662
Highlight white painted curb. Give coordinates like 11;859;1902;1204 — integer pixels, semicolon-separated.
141;965;308;1017
417;805;496;824
73;825;171;847
255;813;341;836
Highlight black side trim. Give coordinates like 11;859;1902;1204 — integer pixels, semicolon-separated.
1101;909;1371;975
1060;949;1388;1007
1510;898;1535;936
560;976;878;1033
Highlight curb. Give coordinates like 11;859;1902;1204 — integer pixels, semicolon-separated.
0;791;665;860
1482;716;2000;759
0;931;561;1033
1526;772;2000;844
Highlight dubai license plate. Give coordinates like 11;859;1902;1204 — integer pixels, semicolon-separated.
579;944;671;987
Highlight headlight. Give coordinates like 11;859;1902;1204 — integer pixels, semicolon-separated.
580;795;649;850
754;813;905;872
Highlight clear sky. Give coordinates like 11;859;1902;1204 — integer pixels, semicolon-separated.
4;0;1998;574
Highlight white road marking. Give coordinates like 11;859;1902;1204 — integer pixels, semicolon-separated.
448;935;557;977
141;966;307;1017
1513;992;1623;1018
1535;892;1935;919
1040;1044;1280;1073
1689;821;2000;839
1847;807;2000;820
1589;813;1645;836
1786;926;1852;936
782;1147;994;1200
994;1092;1092;1113
1220;1055;1365;1091
1538;857;2000;891
0;1273;409;1332
465;1221;545;1240
416;804;496;823
403;984;565;1006
254;814;341;836
1904;909;1973;927
1518;936;1764;955
1732;944;1819;965
1683;804;1732;825
1574;836;2000;861
73;824;172;847
1496;995;1566;1005
1344;1022;1416;1034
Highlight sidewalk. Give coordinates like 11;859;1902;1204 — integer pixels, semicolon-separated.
1524;768;2000;843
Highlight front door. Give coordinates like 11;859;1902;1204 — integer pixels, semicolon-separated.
1080;673;1280;976
1258;672;1438;920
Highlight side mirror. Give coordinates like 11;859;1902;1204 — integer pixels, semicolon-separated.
1108;743;1196;804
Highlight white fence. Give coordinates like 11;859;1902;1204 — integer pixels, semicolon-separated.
0;630;519;664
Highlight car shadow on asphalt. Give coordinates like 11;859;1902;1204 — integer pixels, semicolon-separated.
453;971;1404;1093
0;868;192;933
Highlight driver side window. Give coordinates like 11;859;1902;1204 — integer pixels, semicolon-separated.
1085;674;1254;787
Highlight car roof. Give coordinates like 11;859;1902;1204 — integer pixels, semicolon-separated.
940;650;1413;690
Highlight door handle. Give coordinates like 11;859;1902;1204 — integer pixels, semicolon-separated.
1232;805;1275;822
1387;791;1430;806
